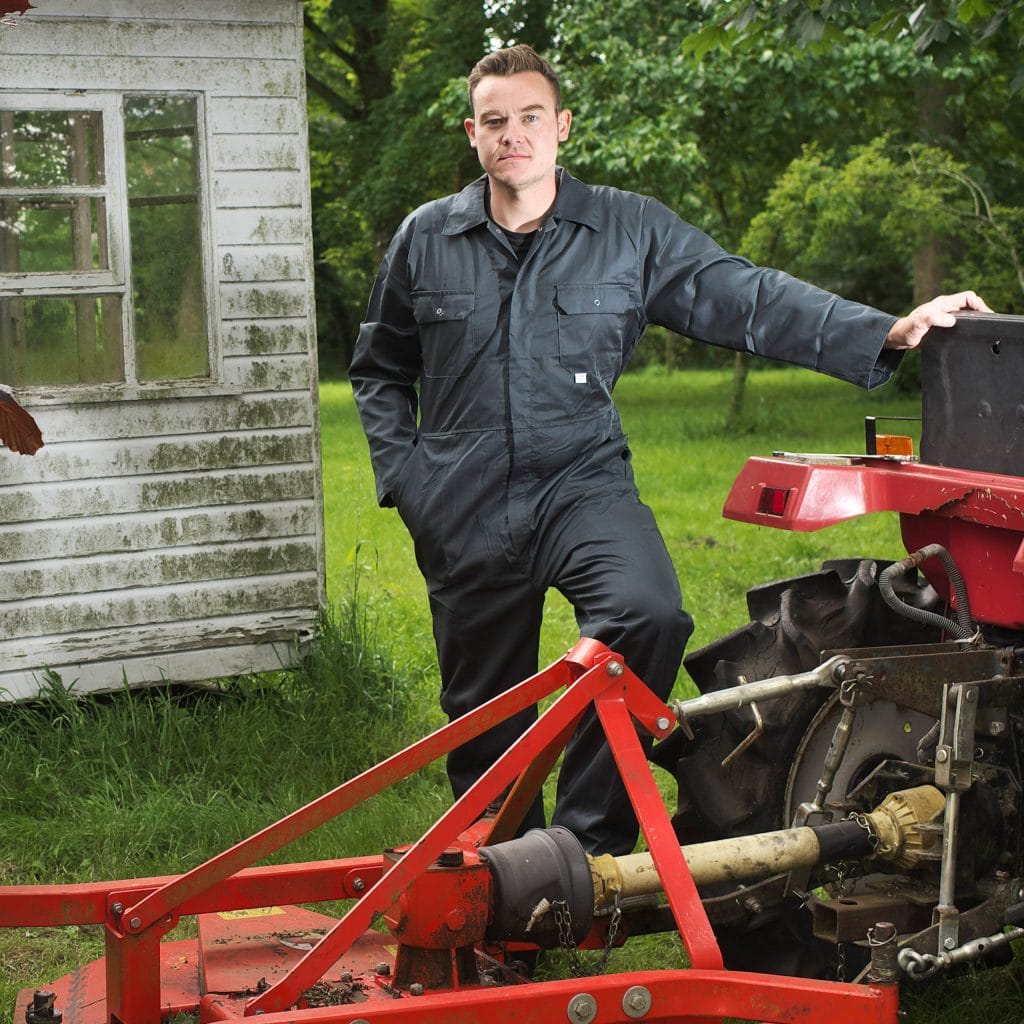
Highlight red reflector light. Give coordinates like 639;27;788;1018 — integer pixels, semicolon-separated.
758;486;791;516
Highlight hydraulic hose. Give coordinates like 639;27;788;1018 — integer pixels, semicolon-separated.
878;544;975;641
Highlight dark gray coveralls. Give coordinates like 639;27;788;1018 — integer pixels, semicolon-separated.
350;168;900;856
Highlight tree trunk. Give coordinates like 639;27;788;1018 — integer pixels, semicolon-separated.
727;352;750;426
912;71;964;303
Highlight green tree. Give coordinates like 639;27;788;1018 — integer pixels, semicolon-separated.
681;0;1024;297
303;0;491;373
304;0;1023;385
304;0;557;374
663;0;1024;410
743;137;1024;311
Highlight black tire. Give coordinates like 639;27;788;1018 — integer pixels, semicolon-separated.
651;558;943;976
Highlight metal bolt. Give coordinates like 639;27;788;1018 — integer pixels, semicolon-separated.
622;984;652;1019
966;688;977;702
567;993;597;1023
655;716;671;731
989;720;1006;737
943;936;956;950
606;661;624;677
110;902;124;915
351;877;366;892
409;983;424;996
374;962;391;976
935;749;949;763
26;990;62;1024
437;848;464;867
128;917;142;930
742;895;764;915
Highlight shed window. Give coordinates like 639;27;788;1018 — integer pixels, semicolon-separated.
0;94;211;389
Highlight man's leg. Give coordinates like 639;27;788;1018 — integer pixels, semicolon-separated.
428;573;548;833
539;488;693;855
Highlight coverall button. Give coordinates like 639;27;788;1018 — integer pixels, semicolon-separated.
436;307;444;315
593;299;600;306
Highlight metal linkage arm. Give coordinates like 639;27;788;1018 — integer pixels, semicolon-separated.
669;656;847;729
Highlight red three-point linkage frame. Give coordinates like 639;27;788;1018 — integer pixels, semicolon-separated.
0;638;900;1024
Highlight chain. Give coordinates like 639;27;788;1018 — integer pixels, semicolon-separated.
848;812;879;852
590;896;623;976
828;860;851;983
551;896;623;977
898;947;940;980
552;900;587;977
836;940;848;983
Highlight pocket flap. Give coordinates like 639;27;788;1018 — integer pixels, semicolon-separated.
554;283;632;315
413;290;475;324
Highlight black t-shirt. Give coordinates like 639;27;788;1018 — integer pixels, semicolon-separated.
502;226;537;260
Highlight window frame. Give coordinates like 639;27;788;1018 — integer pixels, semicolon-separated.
0;90;219;397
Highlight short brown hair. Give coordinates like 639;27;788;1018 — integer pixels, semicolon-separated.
467;44;562;111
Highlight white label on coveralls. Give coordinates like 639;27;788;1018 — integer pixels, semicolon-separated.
574;372;588;384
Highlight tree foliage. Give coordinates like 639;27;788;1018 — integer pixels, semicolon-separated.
742;137;1024;312
303;0;1024;380
683;0;1024;90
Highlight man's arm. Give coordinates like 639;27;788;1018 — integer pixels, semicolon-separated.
884;291;993;350
638;198;992;385
637;198;899;389
349;236;422;508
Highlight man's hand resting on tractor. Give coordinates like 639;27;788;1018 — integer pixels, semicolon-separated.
884;291;993;350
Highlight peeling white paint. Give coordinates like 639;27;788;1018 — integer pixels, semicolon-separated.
0;1;324;699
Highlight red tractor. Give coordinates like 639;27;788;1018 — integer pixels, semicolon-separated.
4;312;1023;1024
656;310;1024;985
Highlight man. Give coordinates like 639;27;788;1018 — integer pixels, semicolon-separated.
350;44;990;857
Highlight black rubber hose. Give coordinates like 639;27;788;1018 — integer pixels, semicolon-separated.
878;544;975;641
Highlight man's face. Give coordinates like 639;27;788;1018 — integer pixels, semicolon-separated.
465;71;571;194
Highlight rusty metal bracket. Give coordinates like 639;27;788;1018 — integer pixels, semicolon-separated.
822;644;1018;720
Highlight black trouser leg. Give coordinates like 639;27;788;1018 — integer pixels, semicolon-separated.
537;489;694;855
428;575;547;834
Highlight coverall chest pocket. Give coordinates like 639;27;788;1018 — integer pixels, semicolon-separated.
413;291;476;379
554;283;635;384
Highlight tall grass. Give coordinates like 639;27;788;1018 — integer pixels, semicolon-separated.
0;607;447;884
0;582;450;1023
5;367;1016;1022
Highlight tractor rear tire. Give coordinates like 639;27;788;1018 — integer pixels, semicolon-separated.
652;558;943;977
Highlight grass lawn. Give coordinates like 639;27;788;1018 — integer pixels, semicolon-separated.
322;365;915;683
5;366;1023;1022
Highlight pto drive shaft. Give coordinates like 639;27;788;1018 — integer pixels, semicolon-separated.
481;786;945;946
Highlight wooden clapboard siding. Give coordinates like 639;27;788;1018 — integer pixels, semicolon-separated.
10;2;296;22
222;321;311;357
0;467;316;524
7;574;320;639
214;209;308;246
2;619;311;702
212;135;303;172
3;501;317;564
0;58;301;98
2;539;316;600
0;0;325;699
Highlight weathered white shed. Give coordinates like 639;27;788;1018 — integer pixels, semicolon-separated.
0;0;325;699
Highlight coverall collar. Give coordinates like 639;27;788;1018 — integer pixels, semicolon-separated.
442;167;603;236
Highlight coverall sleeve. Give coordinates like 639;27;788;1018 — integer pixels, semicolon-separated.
637;198;902;389
350;231;422;507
